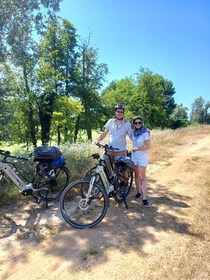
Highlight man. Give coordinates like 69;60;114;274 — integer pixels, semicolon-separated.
95;104;132;163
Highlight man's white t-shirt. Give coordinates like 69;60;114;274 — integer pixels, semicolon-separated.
104;118;132;151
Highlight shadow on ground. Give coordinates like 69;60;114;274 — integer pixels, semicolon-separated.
0;177;196;277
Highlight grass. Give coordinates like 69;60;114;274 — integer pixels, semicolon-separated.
1;125;210;203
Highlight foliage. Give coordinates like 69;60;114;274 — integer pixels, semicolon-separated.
170;104;189;129
132;68;176;128
72;38;108;141
51;96;83;143
0;0;62;146
0;2;209;144
190;97;210;124
101;78;135;120
102;68;176;128
0;63;19;140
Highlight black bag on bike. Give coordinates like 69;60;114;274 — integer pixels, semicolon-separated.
114;156;135;170
33;146;62;162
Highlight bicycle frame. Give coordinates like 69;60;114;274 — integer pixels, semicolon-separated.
0;161;34;195
96;164;114;193
84;164;114;208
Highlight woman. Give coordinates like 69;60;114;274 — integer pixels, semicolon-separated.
131;116;151;207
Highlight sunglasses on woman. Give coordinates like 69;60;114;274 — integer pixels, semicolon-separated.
134;121;142;125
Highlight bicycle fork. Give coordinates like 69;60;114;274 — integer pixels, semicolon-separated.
86;176;96;201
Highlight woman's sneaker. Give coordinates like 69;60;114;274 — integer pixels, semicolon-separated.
135;193;141;199
143;199;150;208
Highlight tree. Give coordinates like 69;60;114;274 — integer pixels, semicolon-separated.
170;104;189;129
102;78;135;120
73;38;108;142
36;17;78;144
190;97;210;124
0;0;62;146
132;68;176;128
51;97;83;144
102;68;176;129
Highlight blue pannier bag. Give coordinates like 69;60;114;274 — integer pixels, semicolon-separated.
50;157;66;168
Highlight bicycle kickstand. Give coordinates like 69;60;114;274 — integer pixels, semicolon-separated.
44;190;49;209
123;197;129;210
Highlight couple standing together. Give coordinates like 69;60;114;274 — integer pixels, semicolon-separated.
95;104;151;208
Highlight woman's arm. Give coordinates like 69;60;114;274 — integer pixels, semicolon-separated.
138;139;150;151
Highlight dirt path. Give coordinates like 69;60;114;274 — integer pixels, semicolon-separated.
0;134;210;280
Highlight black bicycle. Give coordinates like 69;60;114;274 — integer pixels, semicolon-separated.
60;144;134;229
0;146;69;207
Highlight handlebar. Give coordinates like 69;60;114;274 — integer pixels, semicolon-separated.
88;144;119;160
0;149;29;162
95;143;119;151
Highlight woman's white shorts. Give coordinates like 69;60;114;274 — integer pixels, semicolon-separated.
131;155;148;167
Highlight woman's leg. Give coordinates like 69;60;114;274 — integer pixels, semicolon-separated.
139;166;147;200
134;165;142;194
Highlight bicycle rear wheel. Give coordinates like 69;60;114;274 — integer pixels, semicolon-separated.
114;167;133;203
60;179;109;229
34;166;69;201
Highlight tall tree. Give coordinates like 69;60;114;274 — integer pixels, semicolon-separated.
36;17;78;144
51;96;83;144
0;63;18;140
131;68;176;128
102;68;176;128
190;97;210;124
73;38;108;142
0;0;62;146
170;104;189;129
102;78;135;120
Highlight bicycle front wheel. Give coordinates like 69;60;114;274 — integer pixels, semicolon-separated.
34;166;69;201
60;179;109;229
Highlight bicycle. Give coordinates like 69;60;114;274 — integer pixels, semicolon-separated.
60;143;134;229
0;147;69;208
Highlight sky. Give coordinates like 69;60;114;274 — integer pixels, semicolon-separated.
59;0;210;112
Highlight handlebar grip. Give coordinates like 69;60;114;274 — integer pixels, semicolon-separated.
95;143;119;151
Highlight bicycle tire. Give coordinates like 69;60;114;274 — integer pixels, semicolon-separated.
114;167;133;203
60;178;109;229
34;166;69;201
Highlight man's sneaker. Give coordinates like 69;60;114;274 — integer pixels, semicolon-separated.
143;199;150;208
135;193;141;199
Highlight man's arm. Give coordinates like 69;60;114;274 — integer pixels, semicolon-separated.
94;129;109;144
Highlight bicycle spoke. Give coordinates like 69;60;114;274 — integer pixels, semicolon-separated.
34;166;69;201
60;179;109;229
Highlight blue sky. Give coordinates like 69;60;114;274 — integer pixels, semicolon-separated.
59;0;210;111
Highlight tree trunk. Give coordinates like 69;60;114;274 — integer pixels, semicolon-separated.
28;101;37;146
57;126;61;145
74;115;80;143
39;92;55;145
